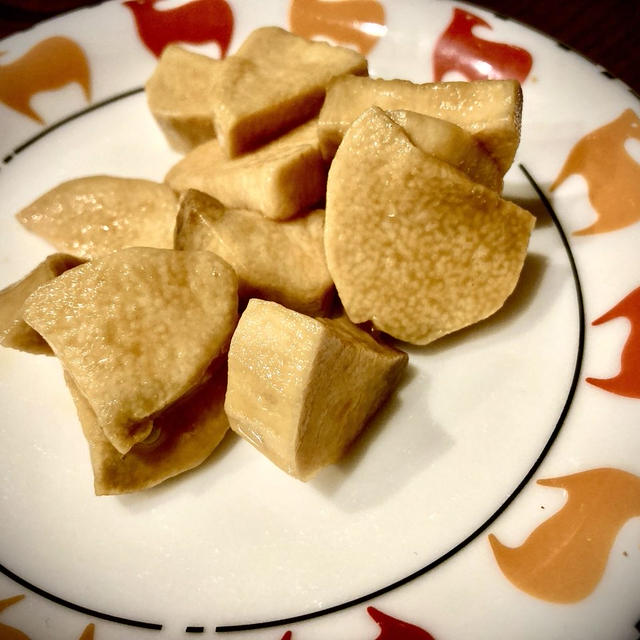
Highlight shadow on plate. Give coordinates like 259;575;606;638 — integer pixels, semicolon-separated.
117;428;240;512
311;363;454;512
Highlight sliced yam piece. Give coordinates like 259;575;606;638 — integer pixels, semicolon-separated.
65;369;229;495
15;176;178;259
23;247;238;454
145;45;221;153
165;120;326;220
385;110;503;192
325;107;535;345
175;190;334;315
225;299;408;480
211;26;367;157
318;75;523;173
0;253;84;354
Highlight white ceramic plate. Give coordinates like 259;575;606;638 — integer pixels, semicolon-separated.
1;2;639;639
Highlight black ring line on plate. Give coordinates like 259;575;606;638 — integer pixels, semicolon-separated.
1;87;144;167
0;562;162;630
215;162;586;633
0;86;585;634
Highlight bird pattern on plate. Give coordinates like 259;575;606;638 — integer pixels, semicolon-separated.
0;595;94;639
432;7;532;82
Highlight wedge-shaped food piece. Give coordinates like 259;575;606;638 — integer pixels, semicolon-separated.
166;120;326;220
325;107;535;345
225;299;407;480
0;253;84;355
15;176;178;259
146;45;221;152
66;368;229;495
386;110;503;192
318;75;522;173
211;26;367;157
23;247;238;454
175;190;334;315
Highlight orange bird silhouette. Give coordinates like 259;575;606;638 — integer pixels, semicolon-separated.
0;37;91;124
551;109;640;235
0;595;95;639
489;468;640;603
432;8;532;82
123;0;233;58
289;0;386;55
587;286;640;398
0;595;29;640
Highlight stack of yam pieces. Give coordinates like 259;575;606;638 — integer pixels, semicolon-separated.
1;26;534;491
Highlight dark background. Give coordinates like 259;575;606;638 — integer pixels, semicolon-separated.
1;0;638;94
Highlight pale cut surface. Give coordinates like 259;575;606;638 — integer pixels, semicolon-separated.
225;299;408;480
165;120;326;220
66;370;229;495
318;75;522;173
15;176;178;259
211;26;367;157
23;247;238;454
386;109;503;192
0;253;84;354
145;45;221;153
325;107;535;345
175;190;334;315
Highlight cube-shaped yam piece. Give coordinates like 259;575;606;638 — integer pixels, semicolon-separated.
66;369;229;495
145;45;221;153
23;247;237;454
325;107;535;345
175;190;334;315
318;75;522;174
225;299;408;480
15;176;178;259
385;110;503;192
0;253;84;354
211;27;367;157
165;120;326;220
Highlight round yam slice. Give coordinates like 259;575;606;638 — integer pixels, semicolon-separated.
23;247;238;454
325;107;535;345
15;175;178;259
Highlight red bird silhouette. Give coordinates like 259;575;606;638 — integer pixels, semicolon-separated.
0;36;91;123
367;606;436;640
123;0;234;58
270;608;435;639
432;8;532;82
587;286;640;398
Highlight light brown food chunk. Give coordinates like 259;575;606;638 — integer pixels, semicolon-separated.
225;299;407;480
0;253;84;354
66;369;229;495
165;120;326;220
23;247;238;454
15;176;178;260
145;45;221;153
175;189;334;315
211;26;367;157
325;107;535;345
385;110;503;192
318;75;522;174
